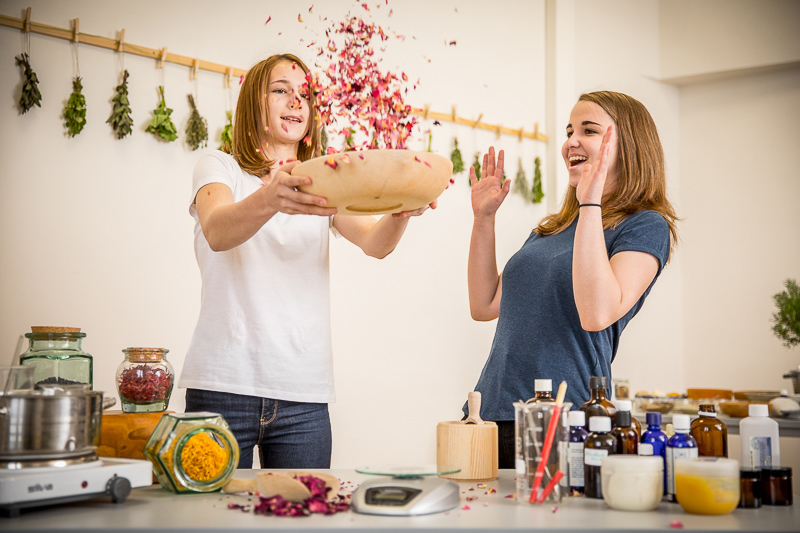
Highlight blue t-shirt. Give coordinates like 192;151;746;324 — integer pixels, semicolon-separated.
467;210;670;421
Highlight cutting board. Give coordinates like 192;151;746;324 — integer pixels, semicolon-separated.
292;150;452;215
98;410;172;460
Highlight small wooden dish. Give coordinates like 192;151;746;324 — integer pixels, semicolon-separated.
292;150;452;215
718;400;752;418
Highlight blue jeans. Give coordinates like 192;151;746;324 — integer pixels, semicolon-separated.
184;388;332;469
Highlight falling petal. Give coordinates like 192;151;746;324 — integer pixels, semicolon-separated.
341;154;351;164
265;16;272;25
324;157;338;169
670;520;684;529
298;14;304;22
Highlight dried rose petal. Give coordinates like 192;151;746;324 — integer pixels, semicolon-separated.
324;157;338;169
461;505;471;511
340;154;351;164
298;14;304;23
265;16;272;25
670;520;684;529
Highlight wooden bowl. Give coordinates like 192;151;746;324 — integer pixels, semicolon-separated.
733;390;781;402
718;400;752;418
686;388;733;400
292;150;452;215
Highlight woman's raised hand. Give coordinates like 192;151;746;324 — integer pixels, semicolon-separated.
262;160;338;217
470;146;510;218
576;125;615;206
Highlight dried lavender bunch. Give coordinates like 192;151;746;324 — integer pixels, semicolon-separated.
107;70;133;139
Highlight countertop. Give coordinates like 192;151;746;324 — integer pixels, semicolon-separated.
2;469;798;532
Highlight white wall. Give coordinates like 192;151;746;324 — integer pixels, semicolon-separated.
0;0;548;468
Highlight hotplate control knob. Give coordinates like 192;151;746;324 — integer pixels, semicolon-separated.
106;475;132;503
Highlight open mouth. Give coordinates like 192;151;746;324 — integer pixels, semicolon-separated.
281;116;303;124
569;155;587;168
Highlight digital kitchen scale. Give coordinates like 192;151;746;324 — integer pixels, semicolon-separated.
351;465;461;516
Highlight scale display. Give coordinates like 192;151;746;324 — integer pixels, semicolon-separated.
351;465;461;516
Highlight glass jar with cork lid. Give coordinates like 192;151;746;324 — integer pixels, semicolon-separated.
116;347;174;413
19;326;93;389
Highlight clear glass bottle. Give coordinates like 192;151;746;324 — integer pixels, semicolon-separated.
584;416;617;499
611;410;639;455
19;327;93;389
641;412;668;495
580;376;616;431
144;412;239;493
691;404;728;457
116;347;174;413
666;414;698;503
568;410;589;495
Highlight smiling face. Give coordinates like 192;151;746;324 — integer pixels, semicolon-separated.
266;60;311;149
561;100;619;190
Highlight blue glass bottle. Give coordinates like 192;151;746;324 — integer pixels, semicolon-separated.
567;410;589;495
666;414;698;502
641;412;668;495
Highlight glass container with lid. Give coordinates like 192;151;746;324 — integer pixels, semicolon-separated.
143;412;239;493
18;327;93;389
116;347;174;413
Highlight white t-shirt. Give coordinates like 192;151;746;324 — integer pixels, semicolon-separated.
179;151;335;403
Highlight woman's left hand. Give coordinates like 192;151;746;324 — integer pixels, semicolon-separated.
391;200;437;218
576;125;615;205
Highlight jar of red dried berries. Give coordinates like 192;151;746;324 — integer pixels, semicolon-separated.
116;348;174;413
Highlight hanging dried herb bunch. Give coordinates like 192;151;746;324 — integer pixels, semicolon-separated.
185;94;208;150
219;110;233;151
512;159;530;201
450;138;464;174
63;76;87;137
15;53;42;114
470;152;482;187
108;70;133;139
146;85;178;142
532;156;544;203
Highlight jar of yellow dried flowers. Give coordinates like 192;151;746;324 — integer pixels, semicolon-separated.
143;412;239;493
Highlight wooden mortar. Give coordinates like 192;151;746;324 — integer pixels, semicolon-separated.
436;391;498;482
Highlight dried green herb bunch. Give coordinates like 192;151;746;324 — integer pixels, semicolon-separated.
772;279;800;349
185;94;208;150
146;85;178;142
450;138;464;174
532;156;544;203
63;76;87;137
108;70;133;139
512;161;530;201
219;110;233;151
470;152;482;187
15;53;42;114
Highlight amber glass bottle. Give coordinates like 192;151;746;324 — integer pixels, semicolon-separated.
611;410;639;455
584;416;618;499
580;376;617;430
690;404;728;457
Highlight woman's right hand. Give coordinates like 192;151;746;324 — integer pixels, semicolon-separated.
261;160;338;217
469;146;510;218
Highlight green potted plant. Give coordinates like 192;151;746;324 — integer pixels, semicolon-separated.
772;279;800;349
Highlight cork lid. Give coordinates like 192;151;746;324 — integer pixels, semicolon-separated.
31;326;81;333
123;347;169;362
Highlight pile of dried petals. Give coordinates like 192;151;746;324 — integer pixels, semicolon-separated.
227;475;350;517
305;2;418;151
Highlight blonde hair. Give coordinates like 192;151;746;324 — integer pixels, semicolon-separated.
225;54;321;177
535;91;679;258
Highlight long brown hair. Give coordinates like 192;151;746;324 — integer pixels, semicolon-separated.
225;54;321;177
536;91;679;257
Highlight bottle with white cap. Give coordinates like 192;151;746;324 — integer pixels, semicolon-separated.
614;399;642;437
666;414;698;502
740;403;781;468
584;416;617;499
527;378;555;403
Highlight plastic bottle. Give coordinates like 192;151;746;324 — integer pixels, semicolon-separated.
580;376;617;431
641;412;668;494
567;410;589;495
690;404;728;457
615;399;642;437
740;403;781;468
527;378;555;404
611;409;639;455
666;414;698;502
583;416;617;499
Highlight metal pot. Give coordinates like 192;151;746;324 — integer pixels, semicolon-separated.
784;366;800;395
0;388;103;460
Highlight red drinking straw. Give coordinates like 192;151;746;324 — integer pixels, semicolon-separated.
529;381;567;503
537;470;565;503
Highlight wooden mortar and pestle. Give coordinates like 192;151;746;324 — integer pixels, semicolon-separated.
436;391;498;482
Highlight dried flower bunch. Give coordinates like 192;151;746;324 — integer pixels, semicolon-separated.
15;53;42;114
146;85;178;142
185;94;209;150
63;76;87;137
108;70;133;139
450;138;465;174
532;156;544;203
305;4;418;151
219;110;233;151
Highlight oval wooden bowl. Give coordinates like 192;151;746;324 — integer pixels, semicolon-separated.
292;150;453;215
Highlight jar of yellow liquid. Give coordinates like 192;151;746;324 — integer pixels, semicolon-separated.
675;457;740;515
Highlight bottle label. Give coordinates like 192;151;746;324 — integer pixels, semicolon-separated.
666;446;698;495
584;447;608;467
749;436;773;468
569;442;585;486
